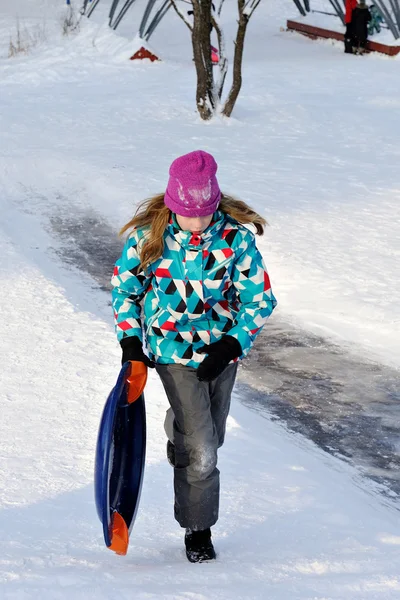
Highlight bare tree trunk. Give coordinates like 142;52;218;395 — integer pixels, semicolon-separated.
212;13;228;101
171;0;261;120
221;2;249;117
191;0;214;120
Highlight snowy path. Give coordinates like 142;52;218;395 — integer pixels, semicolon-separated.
43;202;400;500
240;320;400;499
1;213;400;598
1;163;400;599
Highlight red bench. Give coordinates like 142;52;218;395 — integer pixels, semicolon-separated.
287;19;400;56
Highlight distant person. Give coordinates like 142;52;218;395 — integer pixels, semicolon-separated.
351;0;372;54
368;4;383;36
111;150;277;563
345;0;358;53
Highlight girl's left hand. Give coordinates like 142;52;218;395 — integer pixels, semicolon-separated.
196;336;242;382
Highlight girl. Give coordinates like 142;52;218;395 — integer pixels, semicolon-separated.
111;150;277;563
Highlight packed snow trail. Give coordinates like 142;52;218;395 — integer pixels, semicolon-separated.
24;198;398;500
1;222;400;599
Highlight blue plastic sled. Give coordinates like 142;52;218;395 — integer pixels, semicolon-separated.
95;360;147;555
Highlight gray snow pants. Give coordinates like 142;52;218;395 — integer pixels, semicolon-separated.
155;362;238;531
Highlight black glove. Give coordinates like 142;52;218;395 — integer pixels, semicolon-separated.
196;335;242;382
120;336;155;368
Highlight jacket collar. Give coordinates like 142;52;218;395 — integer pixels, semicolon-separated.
167;210;226;249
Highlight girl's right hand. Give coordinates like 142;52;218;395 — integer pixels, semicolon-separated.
120;336;155;368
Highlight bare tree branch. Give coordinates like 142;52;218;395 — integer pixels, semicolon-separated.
217;0;226;17
170;0;193;31
221;0;261;117
244;0;261;18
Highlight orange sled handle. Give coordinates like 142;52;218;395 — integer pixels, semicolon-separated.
126;361;148;404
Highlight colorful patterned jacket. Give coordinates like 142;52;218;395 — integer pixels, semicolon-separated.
111;210;277;368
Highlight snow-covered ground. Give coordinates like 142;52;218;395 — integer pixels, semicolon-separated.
1;1;400;598
2;0;400;368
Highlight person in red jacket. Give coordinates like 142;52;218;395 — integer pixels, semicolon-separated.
344;0;358;53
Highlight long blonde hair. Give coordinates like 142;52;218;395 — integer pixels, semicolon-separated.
119;193;267;271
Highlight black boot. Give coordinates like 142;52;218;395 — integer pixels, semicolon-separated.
344;38;353;53
184;528;216;563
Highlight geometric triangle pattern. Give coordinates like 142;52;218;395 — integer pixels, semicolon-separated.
111;210;277;368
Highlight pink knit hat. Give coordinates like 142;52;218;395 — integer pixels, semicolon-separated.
164;150;221;217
